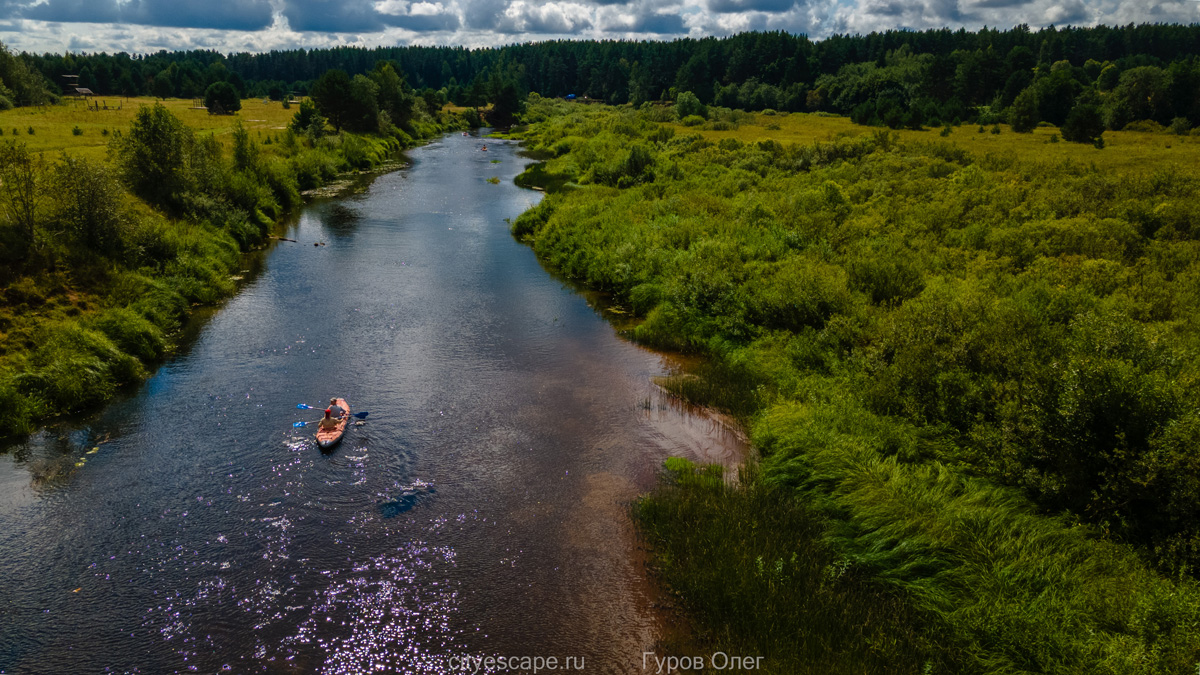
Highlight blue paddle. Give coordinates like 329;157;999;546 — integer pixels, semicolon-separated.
294;411;369;427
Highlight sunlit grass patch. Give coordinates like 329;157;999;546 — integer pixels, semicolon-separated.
0;97;296;162
665;111;1200;175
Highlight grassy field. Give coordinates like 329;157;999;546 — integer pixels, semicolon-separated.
0;97;297;162
663;110;1200;174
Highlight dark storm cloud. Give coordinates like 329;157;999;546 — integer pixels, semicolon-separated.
706;0;795;13
627;11;686;32
862;0;907;15
21;0;120;23
381;11;463;31
1045;0;1091;23
458;0;512;31
971;0;1033;8
16;0;273;29
281;0;387;32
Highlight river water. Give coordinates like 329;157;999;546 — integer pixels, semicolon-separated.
0;135;744;674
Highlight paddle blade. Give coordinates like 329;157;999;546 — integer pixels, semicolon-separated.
353;412;369;419
296;404;313;409
293;421;308;427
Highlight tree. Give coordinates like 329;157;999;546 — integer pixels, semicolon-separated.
370;62;414;128
675;90;706;120
204;81;241;115
310;69;354;132
110;103;193;209
117;72;137;98
1033;69;1081;127
289;99;326;138
0;142;45;254
1107;66;1171;126
51;156;125;255
346;74;380;132
628;61;652;107
152;71;173;100
488;78;525;126
1061;103;1105;144
0;45;52;106
1008;87;1039;132
231;120;258;171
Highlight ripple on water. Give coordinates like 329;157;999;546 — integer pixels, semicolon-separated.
286;543;464;674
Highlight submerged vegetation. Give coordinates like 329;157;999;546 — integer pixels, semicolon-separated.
513;98;1200;672
0;65;473;437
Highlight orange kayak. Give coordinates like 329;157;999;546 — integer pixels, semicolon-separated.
315;398;350;449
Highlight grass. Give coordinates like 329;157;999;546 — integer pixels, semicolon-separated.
666;110;1200;175
635;459;948;674
0;97;296;162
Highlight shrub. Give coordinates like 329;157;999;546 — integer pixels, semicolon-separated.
50;155;128;256
1062;103;1105;144
71;126;82;136
204;81;241;115
675;91;707;120
109;103;194;210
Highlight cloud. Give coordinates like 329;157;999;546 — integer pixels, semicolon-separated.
16;0;274;30
706;0;795;14
0;0;1194;56
281;0;386;31
970;0;1032;8
630;11;687;32
376;0;462;30
1044;0;1091;22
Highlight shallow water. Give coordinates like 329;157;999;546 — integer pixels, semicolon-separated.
0;135;745;674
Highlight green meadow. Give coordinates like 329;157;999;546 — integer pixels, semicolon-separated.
0;97;297;162
511;97;1200;673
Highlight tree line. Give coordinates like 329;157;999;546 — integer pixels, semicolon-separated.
0;24;1195;139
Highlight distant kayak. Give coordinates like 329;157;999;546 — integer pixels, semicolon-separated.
315;398;350;450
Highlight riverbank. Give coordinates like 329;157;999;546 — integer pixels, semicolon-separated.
509;98;1200;672
0;99;470;439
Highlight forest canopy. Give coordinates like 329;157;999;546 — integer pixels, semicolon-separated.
5;24;1200;139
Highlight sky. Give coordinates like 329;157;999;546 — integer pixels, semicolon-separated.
0;0;1195;55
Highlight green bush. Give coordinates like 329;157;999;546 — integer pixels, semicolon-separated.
203;81;241;115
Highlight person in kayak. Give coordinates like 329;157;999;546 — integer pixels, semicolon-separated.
327;398;345;418
318;408;340;430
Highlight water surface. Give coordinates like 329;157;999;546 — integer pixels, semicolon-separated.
0;135;744;674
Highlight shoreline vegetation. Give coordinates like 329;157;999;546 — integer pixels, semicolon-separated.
508;97;1200;673
0;82;480;439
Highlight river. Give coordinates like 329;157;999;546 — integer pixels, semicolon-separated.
0;135;745;674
